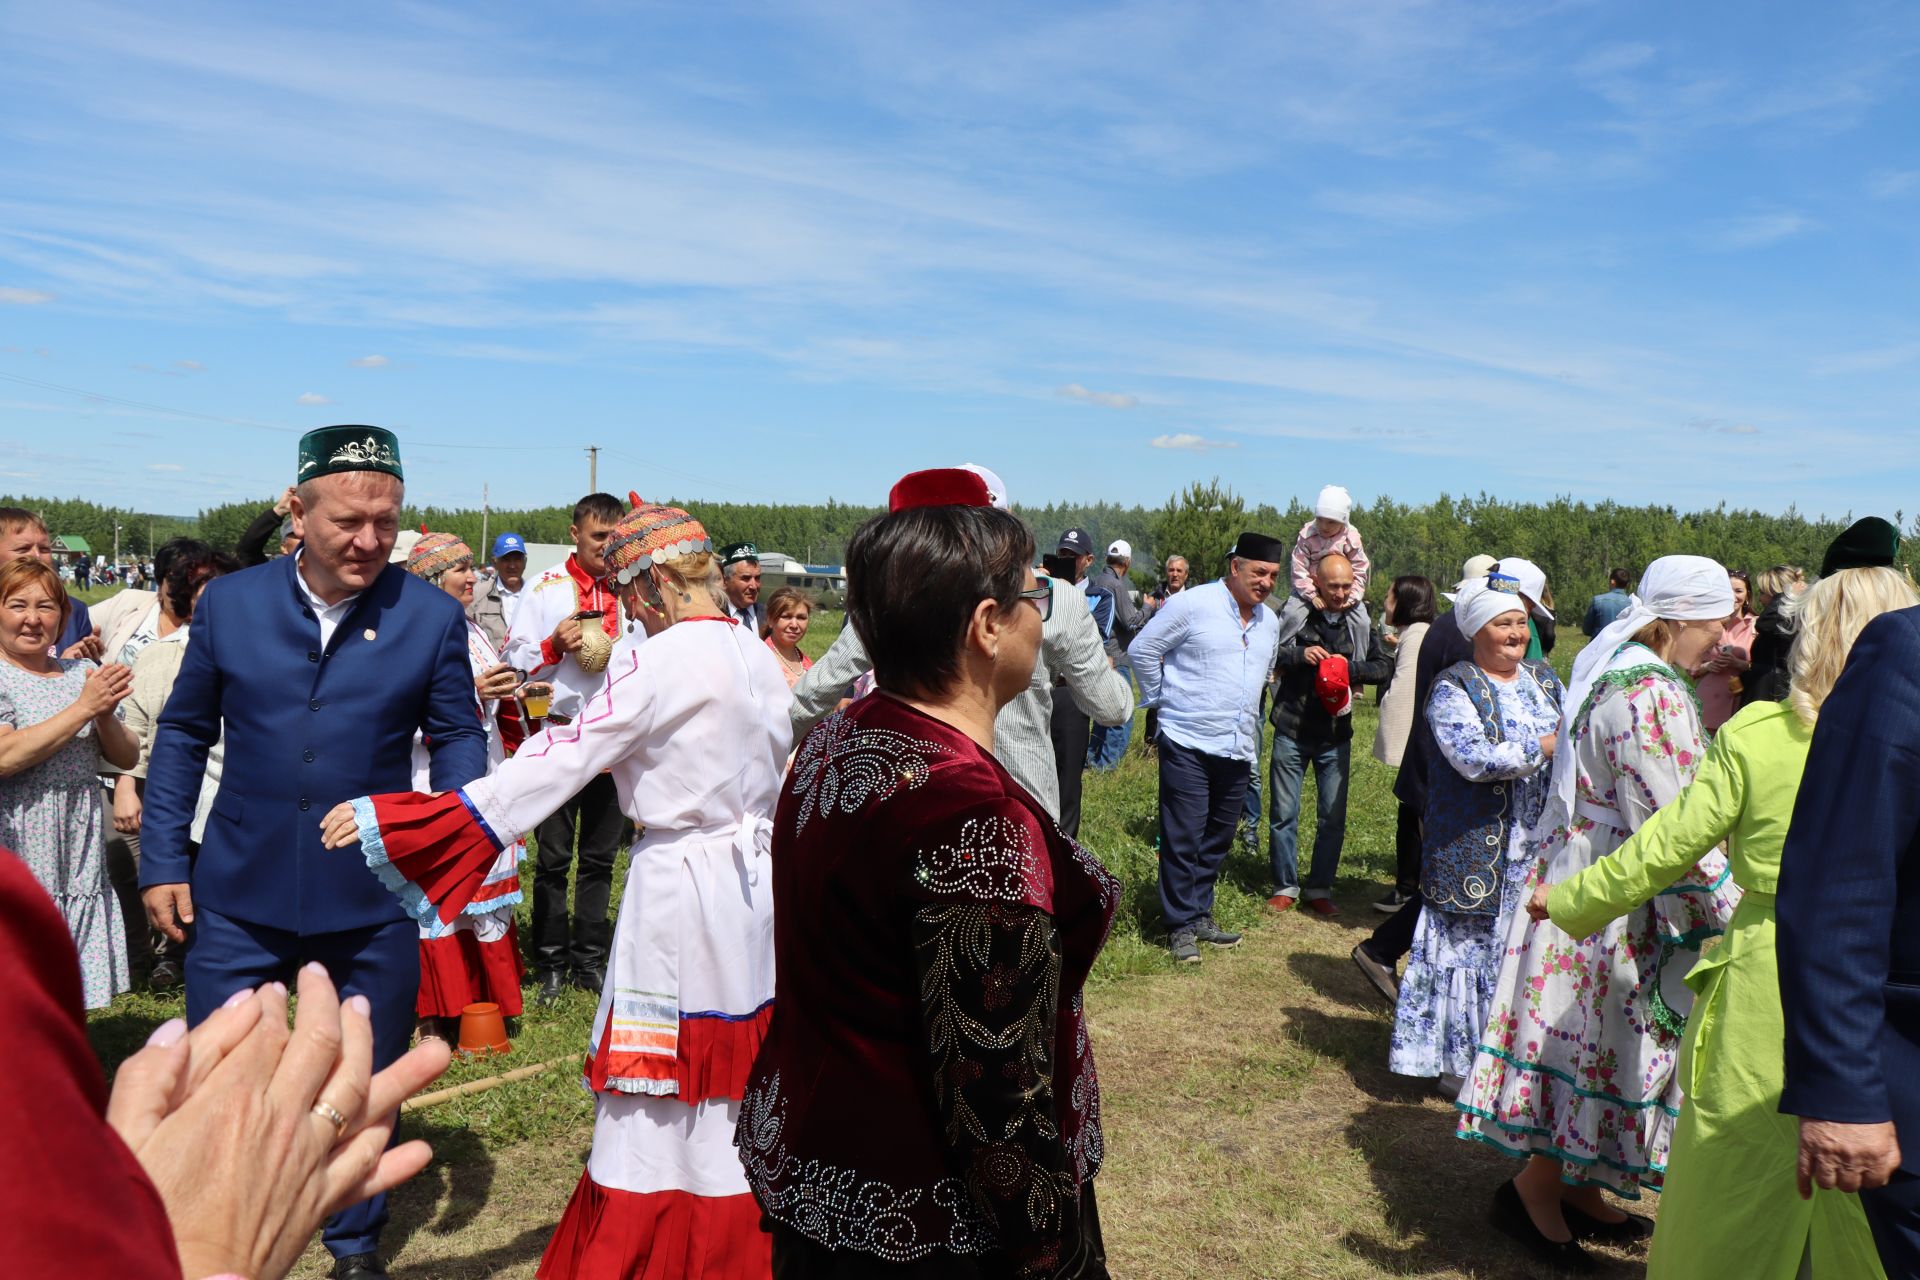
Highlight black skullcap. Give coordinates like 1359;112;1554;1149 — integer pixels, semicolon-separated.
1821;516;1901;577
1228;531;1287;563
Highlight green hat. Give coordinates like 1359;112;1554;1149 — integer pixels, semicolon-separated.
719;542;759;566
1821;516;1901;577
298;425;404;483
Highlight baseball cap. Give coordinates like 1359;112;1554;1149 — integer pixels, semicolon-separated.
491;532;526;558
1057;528;1095;557
1107;539;1132;560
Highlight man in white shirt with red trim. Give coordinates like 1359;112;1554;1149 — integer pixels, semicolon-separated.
502;491;630;1005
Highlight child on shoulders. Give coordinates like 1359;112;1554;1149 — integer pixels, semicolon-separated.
1290;484;1371;604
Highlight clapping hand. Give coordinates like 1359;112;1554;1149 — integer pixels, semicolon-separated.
79;661;133;718
108;964;450;1280
63;632;106;662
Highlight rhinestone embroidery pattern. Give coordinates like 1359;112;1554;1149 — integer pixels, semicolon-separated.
738;1070;995;1261
912;815;1048;903
790;713;953;835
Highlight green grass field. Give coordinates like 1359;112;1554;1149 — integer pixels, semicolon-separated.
89;611;1630;1278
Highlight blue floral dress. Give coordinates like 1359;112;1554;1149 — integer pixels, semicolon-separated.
0;657;129;1009
1390;665;1559;1080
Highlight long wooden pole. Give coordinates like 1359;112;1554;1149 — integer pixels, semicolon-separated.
400;1056;569;1113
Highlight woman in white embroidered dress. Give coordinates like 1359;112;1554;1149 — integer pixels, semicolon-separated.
1457;555;1740;1274
399;532;528;1042
323;505;792;1280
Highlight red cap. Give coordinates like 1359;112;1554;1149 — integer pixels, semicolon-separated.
1315;653;1352;718
887;468;993;513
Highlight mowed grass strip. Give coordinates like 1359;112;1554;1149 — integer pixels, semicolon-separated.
98;612;1650;1277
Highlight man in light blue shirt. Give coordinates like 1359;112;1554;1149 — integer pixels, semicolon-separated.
1129;531;1285;964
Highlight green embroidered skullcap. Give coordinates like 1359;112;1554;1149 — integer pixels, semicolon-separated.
719;542;759;566
298;425;404;483
1821;516;1900;577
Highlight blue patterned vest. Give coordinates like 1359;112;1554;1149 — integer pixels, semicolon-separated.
1418;659;1563;916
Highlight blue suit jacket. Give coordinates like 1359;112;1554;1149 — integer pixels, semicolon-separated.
1778;605;1920;1166
141;556;486;935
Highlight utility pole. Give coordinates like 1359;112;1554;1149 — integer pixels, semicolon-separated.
113;522;122;571
586;445;600;493
481;482;490;557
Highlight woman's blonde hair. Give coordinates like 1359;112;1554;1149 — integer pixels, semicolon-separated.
652;550;725;613
1752;564;1805;605
1786;566;1919;724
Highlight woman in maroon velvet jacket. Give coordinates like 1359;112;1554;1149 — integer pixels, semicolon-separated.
737;469;1119;1279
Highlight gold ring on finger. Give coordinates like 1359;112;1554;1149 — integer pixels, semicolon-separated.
310;1099;349;1137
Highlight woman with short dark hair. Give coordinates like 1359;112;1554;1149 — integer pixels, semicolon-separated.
739;469;1118;1278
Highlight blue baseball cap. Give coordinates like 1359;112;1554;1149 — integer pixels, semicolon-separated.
491;532;526;558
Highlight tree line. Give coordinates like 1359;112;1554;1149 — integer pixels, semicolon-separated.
6;484;1899;618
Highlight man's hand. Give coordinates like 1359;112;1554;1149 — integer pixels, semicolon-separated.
1526;883;1552;922
272;485;298;517
63;633;105;662
1302;645;1332;666
144;882;195;943
113;776;143;835
1797;1119;1902;1198
549;616;584;655
474;662;519;701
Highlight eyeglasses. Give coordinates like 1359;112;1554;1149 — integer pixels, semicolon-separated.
1018;584;1053;622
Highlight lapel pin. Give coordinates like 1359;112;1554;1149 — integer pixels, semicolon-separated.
363;628;377;643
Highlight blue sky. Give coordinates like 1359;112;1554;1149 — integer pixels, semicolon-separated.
2;1;1918;518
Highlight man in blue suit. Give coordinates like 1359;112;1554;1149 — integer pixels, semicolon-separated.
1779;520;1920;1278
141;425;485;1280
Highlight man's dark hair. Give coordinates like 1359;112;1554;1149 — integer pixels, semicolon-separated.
1387;575;1437;627
572;493;626;527
846;505;1034;699
1609;567;1633;590
163;544;240;621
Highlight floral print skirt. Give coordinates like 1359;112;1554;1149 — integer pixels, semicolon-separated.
1390;854;1530;1081
1453;828;1738;1197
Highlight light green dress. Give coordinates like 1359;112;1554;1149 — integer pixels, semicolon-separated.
1548;700;1884;1279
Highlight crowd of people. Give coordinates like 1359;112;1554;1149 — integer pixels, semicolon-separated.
5;428;1920;1280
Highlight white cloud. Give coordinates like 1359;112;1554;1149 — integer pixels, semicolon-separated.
1058;383;1137;409
1574;43;1657;80
1149;432;1237;452
296;391;334;405
1868;169;1920;199
0;287;55;304
173;359;205;372
1315;188;1493;225
350;354;390;367
147;462;184;471
1704;212;1811;251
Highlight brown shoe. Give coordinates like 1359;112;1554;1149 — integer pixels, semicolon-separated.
1267;894;1296;913
1351;943;1399;1004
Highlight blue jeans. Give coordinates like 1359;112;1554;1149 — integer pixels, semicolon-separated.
1086;668;1133;772
1268;734;1351;899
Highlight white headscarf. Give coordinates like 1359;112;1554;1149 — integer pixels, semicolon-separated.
1544;553;1733;832
1453;574;1531;639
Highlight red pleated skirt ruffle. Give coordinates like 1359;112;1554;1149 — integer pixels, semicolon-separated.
417;919;526;1017
585;1002;773;1105
538;1171;770;1280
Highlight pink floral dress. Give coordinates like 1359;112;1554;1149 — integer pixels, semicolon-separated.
1455;643;1740;1197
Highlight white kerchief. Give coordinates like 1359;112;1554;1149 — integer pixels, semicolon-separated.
1543;554;1732;833
1454;575;1530;639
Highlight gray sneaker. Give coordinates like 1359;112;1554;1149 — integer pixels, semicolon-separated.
1169;931;1202;964
1191;917;1241;947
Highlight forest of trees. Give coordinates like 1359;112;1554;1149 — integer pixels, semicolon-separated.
6;482;1900;618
